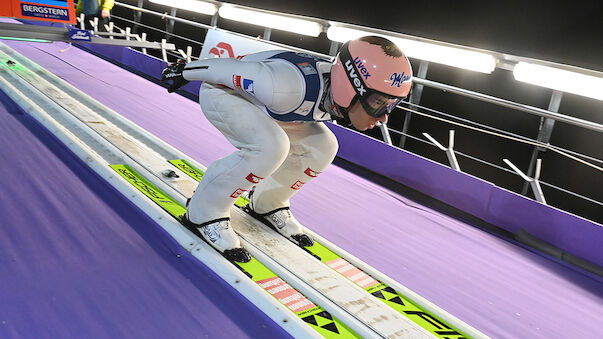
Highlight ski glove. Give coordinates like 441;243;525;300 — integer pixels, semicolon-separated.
161;59;189;93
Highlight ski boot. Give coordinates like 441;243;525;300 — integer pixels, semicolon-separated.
244;206;314;247
181;214;251;263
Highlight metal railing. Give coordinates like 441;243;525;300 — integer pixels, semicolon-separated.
105;0;602;223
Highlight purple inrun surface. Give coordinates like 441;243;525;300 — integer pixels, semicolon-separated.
0;52;290;338
2;38;602;339
329;124;603;267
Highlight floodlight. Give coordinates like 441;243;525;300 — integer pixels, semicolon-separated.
513;62;603;101
149;0;217;16
327;26;496;74
218;6;322;37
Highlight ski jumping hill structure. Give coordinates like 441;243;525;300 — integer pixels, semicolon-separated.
0;20;602;339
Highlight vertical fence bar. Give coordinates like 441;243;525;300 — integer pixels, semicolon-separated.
165;8;177;41
379;123;393;145
399;60;429;149
329;41;340;56
141;32;147;54
210;13;219;27
131;0;144;33
263;27;272;41
522;90;563;195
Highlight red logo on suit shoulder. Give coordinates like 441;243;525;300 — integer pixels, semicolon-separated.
246;173;264;184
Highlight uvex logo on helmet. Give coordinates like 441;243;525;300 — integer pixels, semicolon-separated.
345;59;367;96
353;57;371;80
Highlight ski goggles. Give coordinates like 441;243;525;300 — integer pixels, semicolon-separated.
357;90;405;117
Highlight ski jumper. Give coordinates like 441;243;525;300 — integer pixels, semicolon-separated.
182;50;339;224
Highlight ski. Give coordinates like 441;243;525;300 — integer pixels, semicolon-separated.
173;159;471;339
110;164;359;338
295;242;470;339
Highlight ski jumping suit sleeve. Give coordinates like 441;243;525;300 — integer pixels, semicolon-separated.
182;51;339;224
182;55;304;114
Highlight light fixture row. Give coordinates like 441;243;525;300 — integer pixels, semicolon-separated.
326;26;496;74
148;0;603;101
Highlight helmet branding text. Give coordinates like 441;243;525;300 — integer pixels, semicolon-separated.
345;59;367;96
353;57;371;80
390;72;412;87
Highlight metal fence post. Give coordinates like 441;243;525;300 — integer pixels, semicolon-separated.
423;130;461;171
263;27;272;41
329;41;340;56
399;60;429;149
522;90;563;195
141;32;147;54
131;0;144;33
379;123;393;145
79;13;85;30
210;13;219;27
165;8;177;41
505;158;547;204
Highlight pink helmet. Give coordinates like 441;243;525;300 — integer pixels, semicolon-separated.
331;36;413;117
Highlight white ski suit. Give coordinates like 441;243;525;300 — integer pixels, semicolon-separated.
182;50;339;224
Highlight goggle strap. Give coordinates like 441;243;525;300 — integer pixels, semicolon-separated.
338;43;370;100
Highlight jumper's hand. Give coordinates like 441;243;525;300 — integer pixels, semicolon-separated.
161;59;189;93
